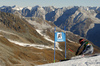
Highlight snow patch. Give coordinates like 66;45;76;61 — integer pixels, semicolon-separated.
0;30;61;51
36;29;62;51
12;5;23;10
0;30;17;36
67;39;75;43
38;55;100;66
8;39;54;50
24;6;32;10
26;20;51;29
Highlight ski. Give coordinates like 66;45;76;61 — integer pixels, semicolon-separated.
60;59;70;61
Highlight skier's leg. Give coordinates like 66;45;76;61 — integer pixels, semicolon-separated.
83;46;93;55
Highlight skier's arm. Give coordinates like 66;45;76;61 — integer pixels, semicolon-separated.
76;46;81;55
76;42;85;55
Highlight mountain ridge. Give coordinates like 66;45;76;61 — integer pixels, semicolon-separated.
1;5;100;47
0;9;100;66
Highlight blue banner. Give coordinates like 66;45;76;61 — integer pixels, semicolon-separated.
55;32;65;42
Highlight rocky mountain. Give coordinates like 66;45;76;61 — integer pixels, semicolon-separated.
0;9;100;66
0;5;100;47
53;6;100;47
0;11;57;66
0;6;100;66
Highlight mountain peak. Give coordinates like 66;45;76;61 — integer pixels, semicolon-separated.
12;5;23;10
12;5;18;8
34;5;41;7
0;5;10;9
24;6;32;10
32;5;42;9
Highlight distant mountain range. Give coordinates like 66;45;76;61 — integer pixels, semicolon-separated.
0;5;100;47
0;5;100;65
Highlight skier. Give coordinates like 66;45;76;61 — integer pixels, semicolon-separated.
76;39;94;56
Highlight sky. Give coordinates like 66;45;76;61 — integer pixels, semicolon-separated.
0;0;100;8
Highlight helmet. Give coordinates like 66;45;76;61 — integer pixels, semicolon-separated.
79;39;84;43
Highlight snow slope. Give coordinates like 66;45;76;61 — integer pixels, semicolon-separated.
38;55;100;66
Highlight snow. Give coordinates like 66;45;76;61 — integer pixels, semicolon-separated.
12;5;23;10
67;39;75;43
36;29;62;51
24;6;32;10
1;30;100;66
0;30;53;49
38;55;100;66
32;5;41;10
26;19;51;29
8;39;55;50
0;5;8;9
0;29;62;51
0;30;17;36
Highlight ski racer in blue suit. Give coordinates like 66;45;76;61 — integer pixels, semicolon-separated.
76;39;94;56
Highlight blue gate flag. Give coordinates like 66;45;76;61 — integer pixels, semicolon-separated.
55;32;65;42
